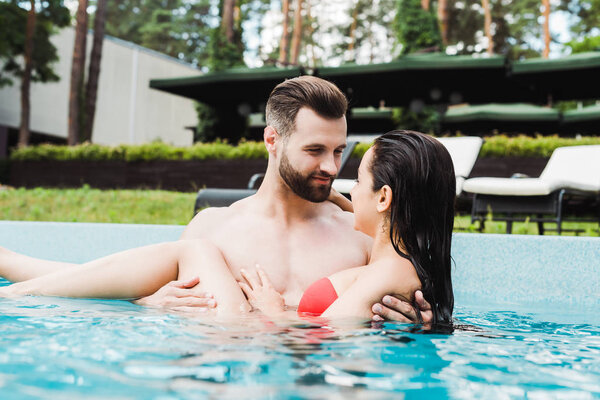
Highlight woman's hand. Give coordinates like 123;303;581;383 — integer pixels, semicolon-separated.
239;265;285;316
328;188;354;213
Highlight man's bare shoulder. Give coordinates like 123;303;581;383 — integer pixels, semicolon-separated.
324;202;357;230
324;203;373;249
180;196;259;240
180;206;235;239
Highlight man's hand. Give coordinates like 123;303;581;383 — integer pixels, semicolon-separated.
371;290;432;324
133;276;217;312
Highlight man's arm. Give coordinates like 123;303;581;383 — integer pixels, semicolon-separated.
135;207;226;309
372;291;433;324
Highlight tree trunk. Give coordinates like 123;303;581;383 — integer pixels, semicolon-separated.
83;0;107;143
438;0;449;46
290;0;303;65
68;0;89;146
482;0;493;54
542;0;550;58
279;0;290;64
421;0;430;11
221;0;235;43
18;0;36;148
305;0;317;68
348;4;359;55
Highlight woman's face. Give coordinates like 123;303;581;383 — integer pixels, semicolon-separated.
350;147;380;237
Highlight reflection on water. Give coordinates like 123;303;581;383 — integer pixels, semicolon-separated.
0;296;599;399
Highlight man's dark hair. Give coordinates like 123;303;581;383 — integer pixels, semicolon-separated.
265;76;348;137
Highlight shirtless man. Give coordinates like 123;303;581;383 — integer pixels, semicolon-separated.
0;76;431;323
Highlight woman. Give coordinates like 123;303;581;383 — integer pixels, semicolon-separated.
240;130;455;324
0;131;455;323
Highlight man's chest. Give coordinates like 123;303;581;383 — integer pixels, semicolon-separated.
206;221;366;298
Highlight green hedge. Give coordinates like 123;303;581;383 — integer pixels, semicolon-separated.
352;135;600;159
479;135;600;158
9;141;268;162
9;135;600;162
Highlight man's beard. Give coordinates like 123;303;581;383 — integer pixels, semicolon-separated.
279;151;334;203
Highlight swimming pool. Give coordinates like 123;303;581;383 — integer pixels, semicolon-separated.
1;222;599;398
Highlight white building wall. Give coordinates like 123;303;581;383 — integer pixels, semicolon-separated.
0;28;198;146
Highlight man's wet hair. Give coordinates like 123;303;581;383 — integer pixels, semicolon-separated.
265;76;348;138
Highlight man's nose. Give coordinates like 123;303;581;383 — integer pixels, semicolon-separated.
320;154;339;177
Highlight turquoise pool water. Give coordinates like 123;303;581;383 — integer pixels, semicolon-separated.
1;222;599;398
1;290;598;399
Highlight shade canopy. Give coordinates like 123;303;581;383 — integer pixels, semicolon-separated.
441;103;561;135
511;52;600;103
149;52;600;140
346;108;395;134
316;53;539;108
562;104;600;135
442;103;600;136
150;66;305;111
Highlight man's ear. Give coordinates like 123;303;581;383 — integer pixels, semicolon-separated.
376;185;393;213
264;126;278;155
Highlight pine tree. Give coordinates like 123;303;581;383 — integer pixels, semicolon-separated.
395;0;442;54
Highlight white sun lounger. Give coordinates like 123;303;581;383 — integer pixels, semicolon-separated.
332;136;484;196
463;145;600;234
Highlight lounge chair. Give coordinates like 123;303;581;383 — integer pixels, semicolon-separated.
332;136;484;196
194;141;358;213
463;145;600;234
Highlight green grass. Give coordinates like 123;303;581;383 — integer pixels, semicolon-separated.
1;187;598;236
0;186;195;225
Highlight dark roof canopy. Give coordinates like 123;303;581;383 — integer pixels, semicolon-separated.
443;103;560;123
441;103;560;135
511;52;600;103
151;52;600;110
150;66;304;111
441;103;600;136
315;53;537;107
562;104;600;135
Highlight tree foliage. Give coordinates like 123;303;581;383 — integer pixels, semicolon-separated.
333;0;397;63
102;0;214;66
0;0;70;88
558;0;600;35
394;0;442;54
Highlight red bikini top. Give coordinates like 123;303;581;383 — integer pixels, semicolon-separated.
297;277;339;316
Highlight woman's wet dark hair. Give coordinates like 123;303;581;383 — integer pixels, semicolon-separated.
370;130;455;324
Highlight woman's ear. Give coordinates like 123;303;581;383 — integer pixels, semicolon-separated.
264;126;278;155
376;185;393;213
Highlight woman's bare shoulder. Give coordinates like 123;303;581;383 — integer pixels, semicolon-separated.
369;257;422;301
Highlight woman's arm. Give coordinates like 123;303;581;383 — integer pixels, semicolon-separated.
0;241;182;299
328;188;353;213
322;262;420;320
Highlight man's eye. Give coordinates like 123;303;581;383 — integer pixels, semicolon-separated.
334;149;344;155
307;149;321;153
